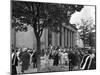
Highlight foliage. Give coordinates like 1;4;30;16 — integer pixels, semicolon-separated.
12;1;83;35
78;18;95;47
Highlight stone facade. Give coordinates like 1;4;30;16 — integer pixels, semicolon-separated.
11;24;78;49
41;23;77;49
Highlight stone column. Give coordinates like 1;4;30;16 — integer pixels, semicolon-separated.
70;31;72;48
68;30;70;48
60;30;62;47
45;28;48;48
57;33;60;46
52;32;55;46
73;32;75;48
67;30;69;48
55;33;58;47
65;29;67;47
61;27;64;48
70;31;71;48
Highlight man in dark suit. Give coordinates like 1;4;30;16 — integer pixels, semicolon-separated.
19;48;30;73
53;50;59;66
68;51;77;71
32;51;37;68
12;49;18;75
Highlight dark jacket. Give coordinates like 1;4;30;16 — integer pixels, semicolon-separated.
12;53;18;66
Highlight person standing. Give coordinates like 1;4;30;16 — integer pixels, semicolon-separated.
53;50;59;66
80;49;95;70
12;49;18;75
68;51;75;71
32;50;37;68
19;48;30;73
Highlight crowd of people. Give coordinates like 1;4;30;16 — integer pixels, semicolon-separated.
11;46;96;74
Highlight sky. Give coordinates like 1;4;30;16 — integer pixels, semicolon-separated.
70;5;95;28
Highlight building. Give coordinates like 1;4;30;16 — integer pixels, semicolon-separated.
11;23;78;49
41;23;78;49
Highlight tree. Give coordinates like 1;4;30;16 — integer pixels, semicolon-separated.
88;32;96;47
12;1;83;71
78;18;95;48
11;16;28;54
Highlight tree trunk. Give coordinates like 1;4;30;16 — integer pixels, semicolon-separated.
36;36;41;72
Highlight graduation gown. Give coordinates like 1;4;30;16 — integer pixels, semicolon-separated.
80;54;95;70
